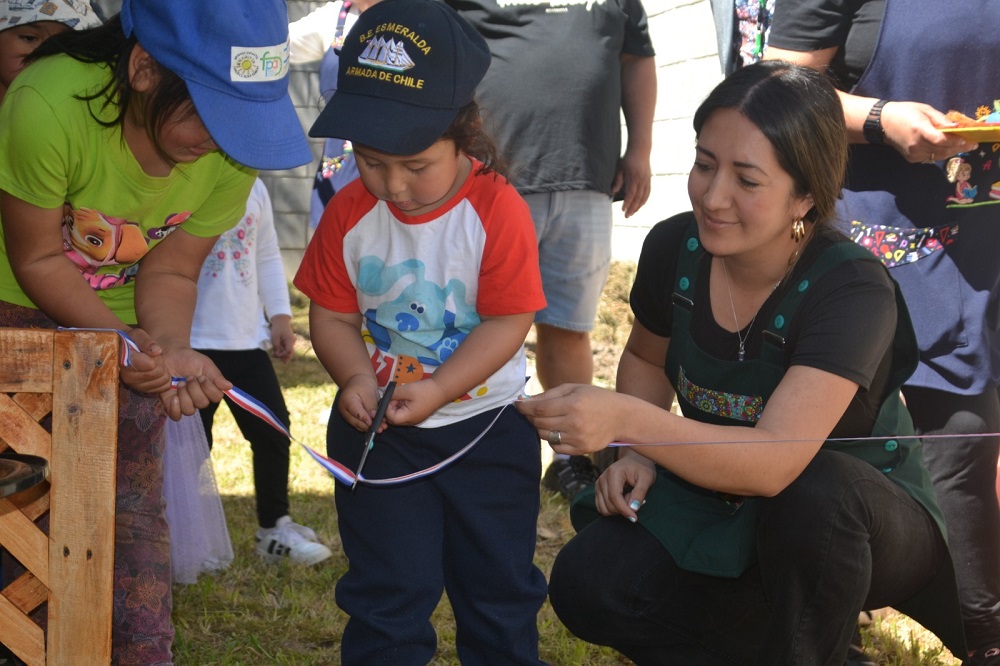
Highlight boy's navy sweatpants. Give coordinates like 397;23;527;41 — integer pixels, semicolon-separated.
327;400;548;666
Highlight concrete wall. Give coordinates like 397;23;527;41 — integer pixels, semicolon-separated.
614;0;724;262
265;0;726;274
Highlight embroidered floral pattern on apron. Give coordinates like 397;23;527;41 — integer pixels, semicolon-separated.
676;365;763;423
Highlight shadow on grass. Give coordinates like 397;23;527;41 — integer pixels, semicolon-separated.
271;351;334;390
172;493;345;666
172;493;956;665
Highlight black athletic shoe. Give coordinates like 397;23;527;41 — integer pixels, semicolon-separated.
542;456;597;500
844;643;876;666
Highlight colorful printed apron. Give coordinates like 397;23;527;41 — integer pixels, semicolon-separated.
837;0;1000;393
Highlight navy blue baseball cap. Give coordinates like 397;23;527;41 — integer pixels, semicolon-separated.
120;0;312;171
309;0;490;156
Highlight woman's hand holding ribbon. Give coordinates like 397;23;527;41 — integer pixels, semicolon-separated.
515;383;623;456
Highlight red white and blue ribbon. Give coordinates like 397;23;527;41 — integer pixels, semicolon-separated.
77;327;1000;470
222;382;508;486
220;383;361;485
65;327;502;486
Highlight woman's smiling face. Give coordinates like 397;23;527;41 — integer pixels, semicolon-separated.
687;107;813;259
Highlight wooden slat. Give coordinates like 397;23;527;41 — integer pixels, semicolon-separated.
0;593;44;666
47;330;117;665
0;394;52;459
0;330;52;393
0;329;118;665
0;500;49;586
2;571;47;615
12;393;52;422
8;482;49;522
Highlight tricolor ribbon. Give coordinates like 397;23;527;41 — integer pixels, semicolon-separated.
72;328;1000;469
224;383;508;486
64;327;503;486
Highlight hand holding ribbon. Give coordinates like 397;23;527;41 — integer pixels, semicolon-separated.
80;328;509;488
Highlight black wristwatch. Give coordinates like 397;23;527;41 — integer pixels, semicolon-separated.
863;99;889;145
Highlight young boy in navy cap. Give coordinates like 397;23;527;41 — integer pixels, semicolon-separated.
295;0;549;662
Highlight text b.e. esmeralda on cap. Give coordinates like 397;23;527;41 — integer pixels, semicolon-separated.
346;34;422;89
309;0;490;156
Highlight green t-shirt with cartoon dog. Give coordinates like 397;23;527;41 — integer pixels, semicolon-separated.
0;54;255;323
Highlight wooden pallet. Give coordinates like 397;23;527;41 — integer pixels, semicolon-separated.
0;329;118;665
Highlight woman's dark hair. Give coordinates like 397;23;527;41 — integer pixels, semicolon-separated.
693;60;847;227
441;101;509;177
27;15;194;163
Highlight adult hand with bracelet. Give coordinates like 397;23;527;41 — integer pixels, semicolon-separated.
764;0;1000;657
764;45;976;162
856;96;977;163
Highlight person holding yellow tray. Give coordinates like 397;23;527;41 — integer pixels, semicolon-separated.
766;1;1000;661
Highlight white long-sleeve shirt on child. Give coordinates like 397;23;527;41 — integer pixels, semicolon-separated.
190;178;292;351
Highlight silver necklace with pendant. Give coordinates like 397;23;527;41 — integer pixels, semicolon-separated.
720;258;781;362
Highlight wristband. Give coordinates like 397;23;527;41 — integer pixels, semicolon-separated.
863;99;889;145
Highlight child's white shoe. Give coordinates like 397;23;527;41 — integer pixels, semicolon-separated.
255;516;332;565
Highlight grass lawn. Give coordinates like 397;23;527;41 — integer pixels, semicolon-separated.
171;262;961;665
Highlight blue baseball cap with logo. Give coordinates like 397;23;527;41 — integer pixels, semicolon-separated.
120;0;312;171
309;0;490;156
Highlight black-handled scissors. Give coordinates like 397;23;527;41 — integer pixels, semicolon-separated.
352;381;396;491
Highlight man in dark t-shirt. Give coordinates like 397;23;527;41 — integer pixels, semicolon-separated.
447;0;657;498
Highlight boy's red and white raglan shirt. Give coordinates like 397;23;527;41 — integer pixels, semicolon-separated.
295;159;545;427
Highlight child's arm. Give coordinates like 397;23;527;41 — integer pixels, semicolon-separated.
387;311;534;426
0;193;172;393
252;181;295;363
269;314;295;363
133;226;233;419
2;195;123;327
309;302;384;432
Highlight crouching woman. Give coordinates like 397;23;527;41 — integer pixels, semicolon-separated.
517;61;965;664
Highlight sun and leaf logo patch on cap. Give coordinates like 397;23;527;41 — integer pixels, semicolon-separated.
230;42;291;82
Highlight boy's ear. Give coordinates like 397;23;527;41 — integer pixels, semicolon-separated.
128;44;160;93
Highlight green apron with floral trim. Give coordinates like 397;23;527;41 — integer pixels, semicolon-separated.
570;222;965;654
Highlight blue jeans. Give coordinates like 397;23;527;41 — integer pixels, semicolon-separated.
548;450;948;665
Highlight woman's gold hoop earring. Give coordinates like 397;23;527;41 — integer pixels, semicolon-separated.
791;219;806;243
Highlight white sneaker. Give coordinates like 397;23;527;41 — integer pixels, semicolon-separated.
255;516;333;565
